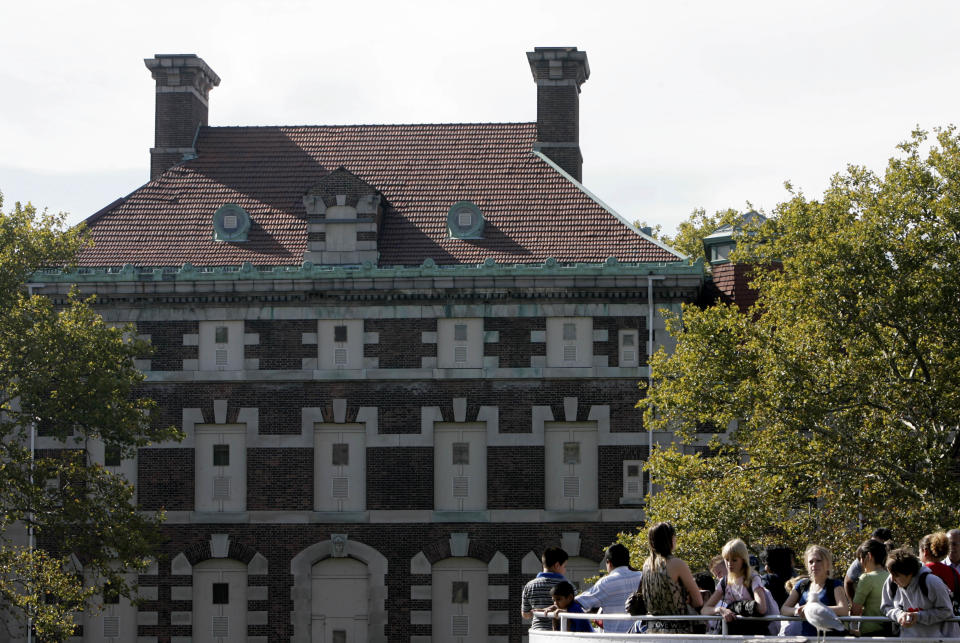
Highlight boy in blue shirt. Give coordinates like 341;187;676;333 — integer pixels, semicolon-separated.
546;581;594;632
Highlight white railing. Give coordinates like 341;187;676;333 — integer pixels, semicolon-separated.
530;610;960;641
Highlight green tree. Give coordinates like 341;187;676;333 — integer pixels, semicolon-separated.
0;192;179;641
633;220;663;240
661;207;742;265
629;128;960;570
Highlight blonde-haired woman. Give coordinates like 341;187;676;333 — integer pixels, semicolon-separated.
781;545;849;638
702;539;769;634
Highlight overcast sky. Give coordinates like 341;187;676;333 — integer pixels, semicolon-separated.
3;0;960;236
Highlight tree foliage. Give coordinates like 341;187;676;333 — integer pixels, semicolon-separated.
0;192;180;641
637;208;743;265
663;207;742;264
629;128;960;570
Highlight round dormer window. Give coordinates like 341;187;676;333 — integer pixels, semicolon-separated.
213;204;251;242
447;201;484;239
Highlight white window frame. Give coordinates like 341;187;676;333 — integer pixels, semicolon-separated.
195;424;246;513
318;320;363;370
618;329;640;367
544;423;598;511
437;318;483;369
434;423;486;512
622;459;645;500
314;423;366;512
546;317;593;367
199;321;243;371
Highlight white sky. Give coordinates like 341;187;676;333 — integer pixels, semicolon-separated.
2;0;960;235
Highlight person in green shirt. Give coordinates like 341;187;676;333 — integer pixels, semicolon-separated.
851;538;891;635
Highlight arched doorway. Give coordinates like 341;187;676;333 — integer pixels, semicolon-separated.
290;538;387;643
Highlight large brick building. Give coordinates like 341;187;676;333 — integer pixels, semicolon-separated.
33;48;705;643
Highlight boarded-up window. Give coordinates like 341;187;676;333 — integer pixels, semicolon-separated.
213;444;230;466
212;583;229;604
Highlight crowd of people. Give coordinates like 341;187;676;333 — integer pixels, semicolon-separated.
523;526;960;638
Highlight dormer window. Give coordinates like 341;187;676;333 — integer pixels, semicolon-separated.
212;204;251;242
447;201;484;239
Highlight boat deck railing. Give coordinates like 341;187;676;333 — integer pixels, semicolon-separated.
530;610;960;641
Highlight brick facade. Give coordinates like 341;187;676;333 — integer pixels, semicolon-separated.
132;521;632;642
28;46;711;643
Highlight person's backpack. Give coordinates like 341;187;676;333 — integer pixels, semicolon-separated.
885;567;960;616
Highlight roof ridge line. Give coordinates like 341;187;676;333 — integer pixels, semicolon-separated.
529;150;687;261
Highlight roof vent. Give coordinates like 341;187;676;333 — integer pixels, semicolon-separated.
447;201;484;239
212;204;250;242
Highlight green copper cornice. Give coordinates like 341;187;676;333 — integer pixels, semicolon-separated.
35;257;704;284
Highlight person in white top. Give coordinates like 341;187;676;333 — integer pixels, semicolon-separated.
575;543;643;633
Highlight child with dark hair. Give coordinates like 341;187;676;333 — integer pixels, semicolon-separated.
694;570;716;604
881;547;959;638
545;581;593;632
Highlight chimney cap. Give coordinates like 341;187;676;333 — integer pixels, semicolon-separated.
144;54;221;87
526;47;590;84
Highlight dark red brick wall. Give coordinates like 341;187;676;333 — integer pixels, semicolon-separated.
136;521;639;642
487;447;543;509
154;86;207;148
536;84;579;143
247;448;313;510
134;442;648;514
139;448;194;510
136;317;658;373
138;321;198;371
151;86;209;179
366;319;435;368
138;378;646;440
593;316;651;367
598;445;650;509
486;317;544;368
246;320;315;370
367;447;433;510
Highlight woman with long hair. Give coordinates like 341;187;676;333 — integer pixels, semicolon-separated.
781;544;849;637
639;522;704;633
702;538;770;633
850;538;890;635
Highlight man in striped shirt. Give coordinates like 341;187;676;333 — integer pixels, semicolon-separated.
521;546;569;631
576;543;642;633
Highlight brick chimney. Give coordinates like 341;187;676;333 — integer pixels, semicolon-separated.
144;54;220;180
527;47;590;183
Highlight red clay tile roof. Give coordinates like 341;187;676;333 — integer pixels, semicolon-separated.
78;123;682;268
